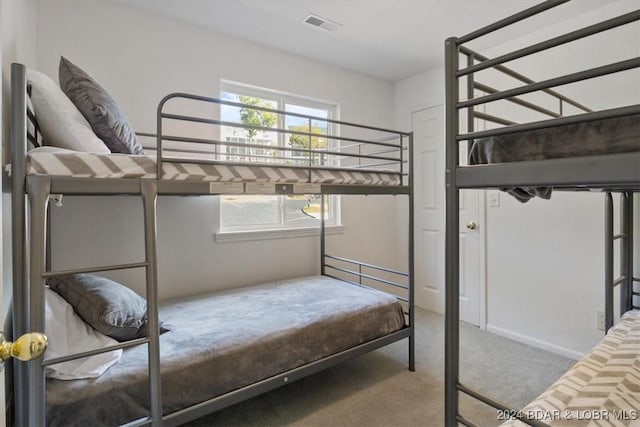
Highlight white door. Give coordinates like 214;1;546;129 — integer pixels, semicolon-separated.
412;105;483;326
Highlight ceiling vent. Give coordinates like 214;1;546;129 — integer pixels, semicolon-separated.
303;14;342;32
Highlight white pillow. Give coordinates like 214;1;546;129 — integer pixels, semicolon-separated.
44;287;122;380
26;70;109;153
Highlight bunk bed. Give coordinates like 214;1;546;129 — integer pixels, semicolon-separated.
444;0;639;426
9;61;415;426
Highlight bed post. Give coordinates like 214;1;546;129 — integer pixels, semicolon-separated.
621;192;633;313
444;36;460;426
26;176;51;426
605;192;614;330
627;192;635;311
408;132;415;372
320;193;326;276
10;62;29;427
140;180;163;423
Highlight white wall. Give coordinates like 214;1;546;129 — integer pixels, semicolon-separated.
1;0;37;314
1;1;37;423
394;66;444;129
394;0;640;357
35;0;403;300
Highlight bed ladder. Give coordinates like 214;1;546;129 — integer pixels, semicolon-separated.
27;178;163;427
11;63;163;427
604;191;635;331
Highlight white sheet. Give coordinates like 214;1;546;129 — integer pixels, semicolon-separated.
45;288;122;380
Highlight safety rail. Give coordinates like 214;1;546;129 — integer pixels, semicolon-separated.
323;254;410;304
155;93;411;186
452;3;639;150
459;44;593;132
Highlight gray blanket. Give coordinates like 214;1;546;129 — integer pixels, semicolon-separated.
469;114;640;202
45;275;405;426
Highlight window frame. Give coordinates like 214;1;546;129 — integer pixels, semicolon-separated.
217;80;342;236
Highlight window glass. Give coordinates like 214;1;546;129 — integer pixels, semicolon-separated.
219;83;339;232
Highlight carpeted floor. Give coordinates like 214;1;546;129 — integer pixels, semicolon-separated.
185;308;576;426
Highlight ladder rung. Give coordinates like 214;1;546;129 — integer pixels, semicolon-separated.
612;276;627;287
43;337;149;367
43;261;149;278
457;415;478;427
121;417;153;427
613;233;625;240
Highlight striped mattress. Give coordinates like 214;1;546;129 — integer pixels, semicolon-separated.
25;147;400;185
502;309;640;426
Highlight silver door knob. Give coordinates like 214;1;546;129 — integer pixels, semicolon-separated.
466;221;477;230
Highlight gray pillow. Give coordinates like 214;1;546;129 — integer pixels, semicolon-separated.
47;274;170;342
58;57;143;155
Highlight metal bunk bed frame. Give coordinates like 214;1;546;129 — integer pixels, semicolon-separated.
444;0;639;425
10;63;415;426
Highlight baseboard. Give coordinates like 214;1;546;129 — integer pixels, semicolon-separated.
486;324;584;360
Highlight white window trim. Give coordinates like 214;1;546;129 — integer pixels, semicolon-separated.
214;224;345;243
218;80;341;235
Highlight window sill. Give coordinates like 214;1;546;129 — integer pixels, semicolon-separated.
215;225;345;243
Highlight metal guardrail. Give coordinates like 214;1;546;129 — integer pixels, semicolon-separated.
154;93;411;186
454;2;638;143
323;254;410;303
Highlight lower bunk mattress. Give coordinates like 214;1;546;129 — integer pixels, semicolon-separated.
45;275;406;426
502;309;640;426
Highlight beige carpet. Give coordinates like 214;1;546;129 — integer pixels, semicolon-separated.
185;309;576;427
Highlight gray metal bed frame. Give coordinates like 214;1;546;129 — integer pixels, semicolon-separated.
444;0;639;425
9;63;415;426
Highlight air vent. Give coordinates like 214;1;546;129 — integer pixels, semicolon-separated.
303;14;342;32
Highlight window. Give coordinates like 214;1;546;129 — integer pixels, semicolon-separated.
218;81;340;234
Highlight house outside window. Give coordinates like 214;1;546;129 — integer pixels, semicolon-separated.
218;81;340;234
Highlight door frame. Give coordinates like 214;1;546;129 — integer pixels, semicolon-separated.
411;103;487;330
477;188;487;330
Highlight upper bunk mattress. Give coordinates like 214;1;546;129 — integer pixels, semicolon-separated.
45;275;406;426
26;147;400;186
470;114;640;165
502;309;640;426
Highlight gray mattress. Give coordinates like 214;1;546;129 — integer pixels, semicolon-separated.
45;275;406;426
469;114;640;202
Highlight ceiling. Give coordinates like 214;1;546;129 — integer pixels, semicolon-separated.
107;0;608;82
